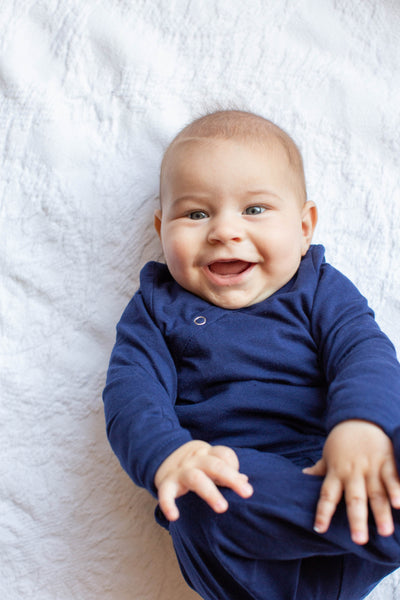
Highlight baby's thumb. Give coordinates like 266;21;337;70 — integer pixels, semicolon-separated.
303;458;327;477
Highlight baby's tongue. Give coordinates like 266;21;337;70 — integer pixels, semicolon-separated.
209;260;250;275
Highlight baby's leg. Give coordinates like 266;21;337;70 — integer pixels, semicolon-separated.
215;449;400;563
169;448;400;600
171;497;349;600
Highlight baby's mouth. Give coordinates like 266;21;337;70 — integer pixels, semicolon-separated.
208;260;253;276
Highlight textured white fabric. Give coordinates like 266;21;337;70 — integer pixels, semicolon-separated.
1;1;399;598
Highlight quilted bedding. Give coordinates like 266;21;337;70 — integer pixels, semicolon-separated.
1;1;399;598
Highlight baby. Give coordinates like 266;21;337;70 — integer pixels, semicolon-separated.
104;110;400;599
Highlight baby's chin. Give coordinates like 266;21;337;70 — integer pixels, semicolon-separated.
172;269;293;309
195;287;276;310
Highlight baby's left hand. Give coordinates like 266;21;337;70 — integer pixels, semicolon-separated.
304;420;400;545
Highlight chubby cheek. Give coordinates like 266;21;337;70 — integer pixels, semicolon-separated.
161;230;194;275
262;220;304;263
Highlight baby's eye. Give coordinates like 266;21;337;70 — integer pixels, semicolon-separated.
188;210;208;220
244;205;266;215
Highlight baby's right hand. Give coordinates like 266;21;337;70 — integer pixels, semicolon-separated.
154;440;253;521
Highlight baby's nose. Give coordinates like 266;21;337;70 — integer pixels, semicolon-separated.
207;215;243;244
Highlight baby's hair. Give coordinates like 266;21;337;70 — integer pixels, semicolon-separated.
160;109;307;204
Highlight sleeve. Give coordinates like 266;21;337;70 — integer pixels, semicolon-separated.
103;284;192;497
311;264;400;438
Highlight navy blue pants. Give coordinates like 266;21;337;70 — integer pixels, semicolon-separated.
163;445;400;600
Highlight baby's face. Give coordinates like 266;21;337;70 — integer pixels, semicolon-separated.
155;137;316;309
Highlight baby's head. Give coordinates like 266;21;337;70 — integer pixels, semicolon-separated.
155;110;317;309
160;110;308;206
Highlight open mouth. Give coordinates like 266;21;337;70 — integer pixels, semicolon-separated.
208;260;253;276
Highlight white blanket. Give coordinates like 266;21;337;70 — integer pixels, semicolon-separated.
1;1;399;598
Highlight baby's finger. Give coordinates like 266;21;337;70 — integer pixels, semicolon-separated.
303;458;327;477
182;467;230;513
381;458;400;509
157;479;181;522
219;472;253;499
344;475;368;545
313;474;343;534
367;475;394;537
202;455;253;499
210;445;240;471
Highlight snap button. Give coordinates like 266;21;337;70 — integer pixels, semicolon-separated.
194;315;207;326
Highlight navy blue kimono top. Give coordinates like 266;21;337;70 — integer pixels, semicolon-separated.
103;245;400;497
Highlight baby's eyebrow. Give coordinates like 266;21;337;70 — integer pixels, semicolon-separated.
168;190;282;209
171;194;211;206
245;189;281;199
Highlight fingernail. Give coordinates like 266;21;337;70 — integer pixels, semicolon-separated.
352;531;368;545
242;483;253;496
215;499;228;512
313;525;323;534
379;523;393;536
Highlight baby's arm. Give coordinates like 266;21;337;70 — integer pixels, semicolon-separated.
154;440;254;521
304;420;400;545
307;263;400;545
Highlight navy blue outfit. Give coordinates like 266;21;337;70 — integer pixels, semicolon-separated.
103;245;400;599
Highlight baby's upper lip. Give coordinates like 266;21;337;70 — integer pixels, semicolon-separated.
206;258;255;266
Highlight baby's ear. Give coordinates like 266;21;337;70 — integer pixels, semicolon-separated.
301;201;318;255
154;209;162;239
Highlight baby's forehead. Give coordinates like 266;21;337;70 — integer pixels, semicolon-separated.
161;110;304;173
159;131;306;207
159;136;297;204
162;132;288;171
